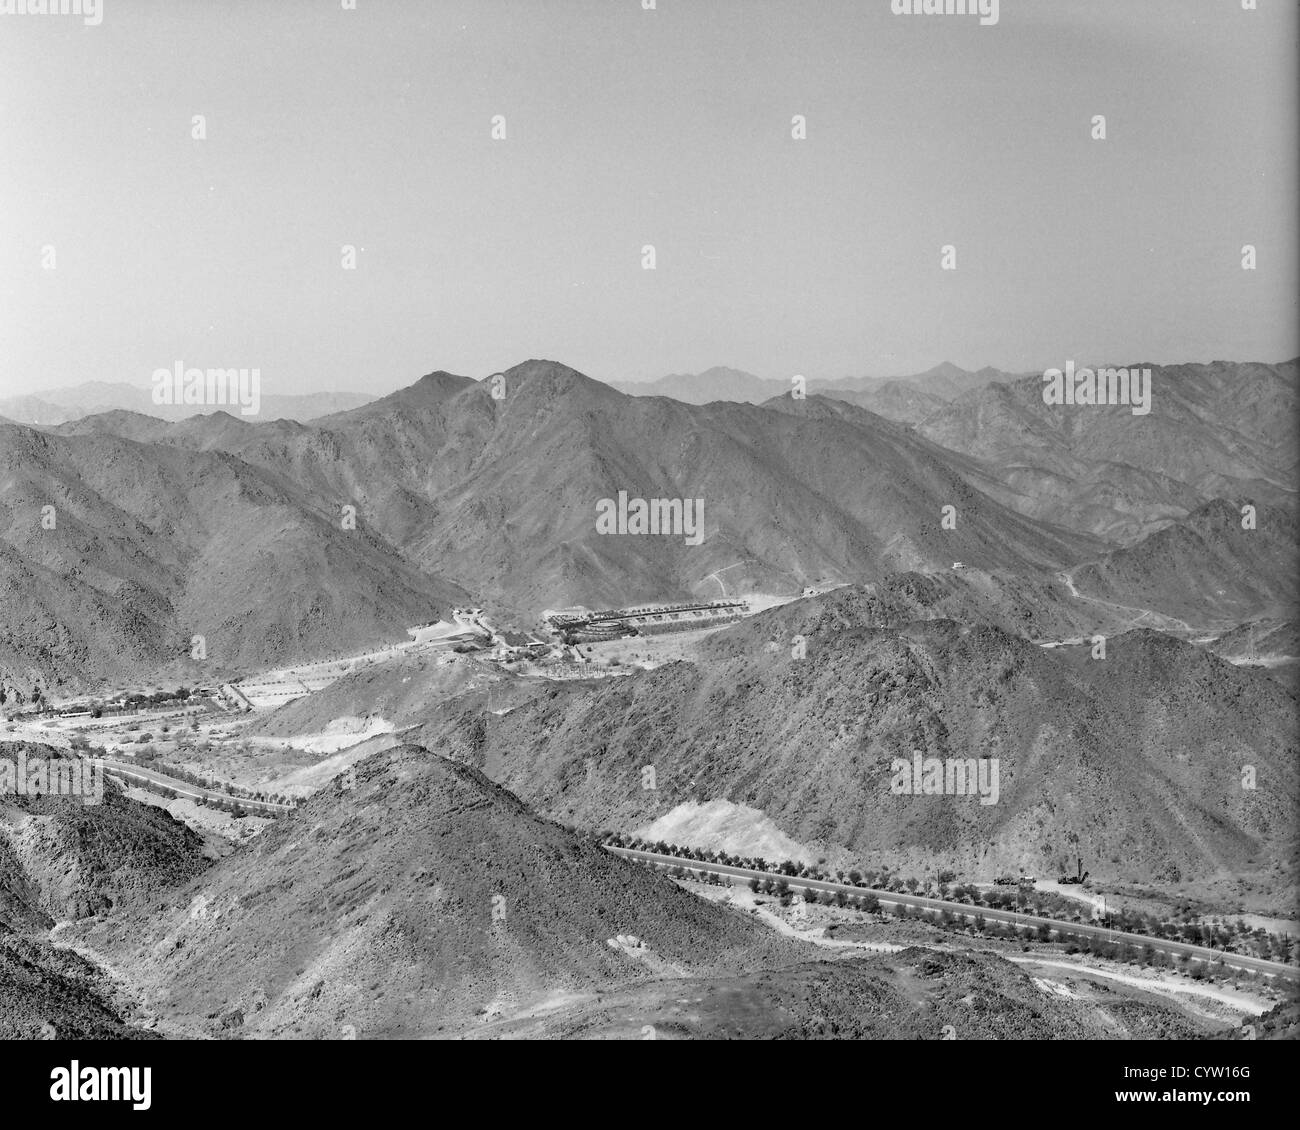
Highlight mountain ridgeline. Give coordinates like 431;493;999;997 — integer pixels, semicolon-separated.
1;356;1294;702
422;585;1297;891
2;359;1105;697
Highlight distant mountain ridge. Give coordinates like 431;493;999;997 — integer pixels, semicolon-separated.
1068;498;1298;626
0;381;375;426
915;359;1298;543
2;356;1292;697
610;366;781;404
102;359;1096;614
611;362;1023;418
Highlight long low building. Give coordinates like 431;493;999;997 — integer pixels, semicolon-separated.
546;599;749;639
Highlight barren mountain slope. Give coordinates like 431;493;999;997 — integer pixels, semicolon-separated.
814;380;950;423
916;360;1298;543
98;361;1099;617
426;595;1297;890
244;651;539;739
0;419;466;698
80;744;805;1038
1211;619;1299;663
1069;499;1298;626
66;741;1233;1041
0;742;209;931
0;936;156;1040
483;947;1215;1040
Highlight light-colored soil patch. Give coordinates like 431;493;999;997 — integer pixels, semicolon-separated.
249;714;395;756
1227;913;1299;936
579;627;727;671
1030;880;1106;916
686;880;904;953
689;878;1278;1024
119;785;270;846
258;732;405;796
1006;955;1274;1018
635;799;816;865
1033;977;1082;1000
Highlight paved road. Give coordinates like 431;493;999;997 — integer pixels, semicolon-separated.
608;846;1298;982
93;758;295;815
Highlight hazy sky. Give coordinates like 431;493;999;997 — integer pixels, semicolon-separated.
1;0;1296;400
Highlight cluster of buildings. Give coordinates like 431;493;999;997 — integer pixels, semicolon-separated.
542;599;750;642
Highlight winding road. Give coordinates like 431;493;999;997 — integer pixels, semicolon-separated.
1055;569;1202;635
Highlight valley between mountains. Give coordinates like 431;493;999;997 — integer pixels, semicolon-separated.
1;358;1295;1039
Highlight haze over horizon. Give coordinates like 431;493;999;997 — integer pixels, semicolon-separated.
3;0;1297;401
13;352;1300;402
0;0;1297;1059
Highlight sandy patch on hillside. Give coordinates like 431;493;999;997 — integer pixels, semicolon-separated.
1033;976;1082;1000
688;880;903;953
1229;913;1299;936
258;731;405;797
634;799;815;865
273;715;396;754
1029;880;1106;916
119;785;270;846
1007;955;1274;1018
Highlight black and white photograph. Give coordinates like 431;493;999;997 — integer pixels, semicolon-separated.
0;0;1296;1099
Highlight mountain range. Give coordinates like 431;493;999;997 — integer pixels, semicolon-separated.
0;361;1099;698
0;382;374;427
618;359;1299;546
77;744;802;1038
915;360;1298;544
0;416;466;701
612;361;1021;421
419;586;1297;895
1;357;1294;704
63;740;1223;1039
